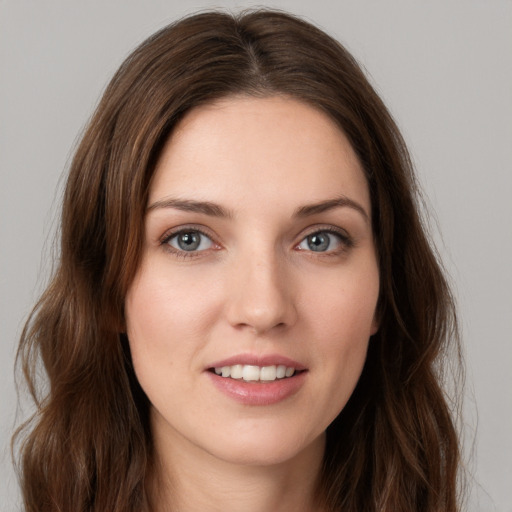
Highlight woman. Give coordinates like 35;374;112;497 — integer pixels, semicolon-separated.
14;9;462;512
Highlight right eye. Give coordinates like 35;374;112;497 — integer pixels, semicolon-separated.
165;230;215;253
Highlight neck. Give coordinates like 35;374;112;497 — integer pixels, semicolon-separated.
147;424;327;512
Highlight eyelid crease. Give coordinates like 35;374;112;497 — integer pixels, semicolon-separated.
298;223;352;241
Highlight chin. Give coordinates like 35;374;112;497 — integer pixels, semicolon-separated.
204;427;325;468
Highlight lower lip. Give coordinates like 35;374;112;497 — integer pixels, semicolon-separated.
206;371;307;406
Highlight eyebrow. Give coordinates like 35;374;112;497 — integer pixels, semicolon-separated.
147;195;369;222
294;196;369;222
147;198;233;218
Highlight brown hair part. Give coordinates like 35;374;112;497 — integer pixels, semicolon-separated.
14;9;462;511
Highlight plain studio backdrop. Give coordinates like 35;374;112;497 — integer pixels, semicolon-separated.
1;1;511;511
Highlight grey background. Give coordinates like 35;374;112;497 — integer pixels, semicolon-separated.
1;1;511;510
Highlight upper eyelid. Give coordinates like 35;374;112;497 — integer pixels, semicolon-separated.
160;224;217;244
160;227;220;259
297;224;351;241
295;226;355;254
157;223;353;250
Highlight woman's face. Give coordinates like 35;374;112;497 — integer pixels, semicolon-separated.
125;96;379;467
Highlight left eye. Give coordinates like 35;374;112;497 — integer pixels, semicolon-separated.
297;231;344;252
166;230;214;252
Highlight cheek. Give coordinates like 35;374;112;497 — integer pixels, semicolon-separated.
316;293;374;384
302;262;379;406
124;264;224;378
305;261;380;342
126;262;221;333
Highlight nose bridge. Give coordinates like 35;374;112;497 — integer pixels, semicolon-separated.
226;242;296;333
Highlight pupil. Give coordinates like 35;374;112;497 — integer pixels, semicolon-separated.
178;232;200;251
308;233;329;252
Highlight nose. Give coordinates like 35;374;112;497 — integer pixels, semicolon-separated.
225;250;297;334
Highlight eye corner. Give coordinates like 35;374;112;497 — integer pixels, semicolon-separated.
160;226;222;259
295;227;354;255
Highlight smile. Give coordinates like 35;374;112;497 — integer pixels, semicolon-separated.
213;364;296;382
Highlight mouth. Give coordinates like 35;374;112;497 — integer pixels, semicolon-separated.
209;364;304;382
205;355;308;405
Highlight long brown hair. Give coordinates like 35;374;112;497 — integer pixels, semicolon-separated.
14;9;463;511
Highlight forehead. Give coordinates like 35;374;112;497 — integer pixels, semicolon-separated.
150;95;370;214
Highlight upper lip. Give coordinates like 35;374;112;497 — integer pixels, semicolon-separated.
207;354;307;371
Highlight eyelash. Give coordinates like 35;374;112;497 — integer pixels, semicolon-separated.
159;225;354;259
160;225;219;260
296;227;354;257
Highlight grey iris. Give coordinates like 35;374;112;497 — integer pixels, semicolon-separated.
307;233;330;251
178;232;201;251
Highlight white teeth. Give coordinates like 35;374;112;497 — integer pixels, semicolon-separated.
213;364;297;381
242;365;260;381
260;365;277;381
231;364;243;379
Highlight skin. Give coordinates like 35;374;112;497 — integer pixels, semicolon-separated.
125;95;380;511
